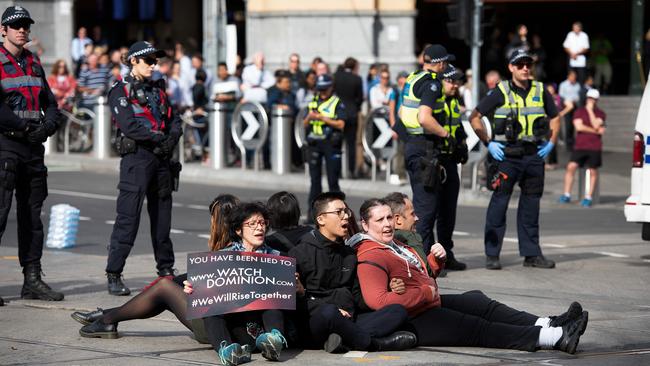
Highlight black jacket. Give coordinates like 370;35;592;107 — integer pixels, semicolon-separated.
333;69;363;118
289;229;357;316
266;225;313;254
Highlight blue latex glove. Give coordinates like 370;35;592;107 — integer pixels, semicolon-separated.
487;141;505;161
537;141;555;158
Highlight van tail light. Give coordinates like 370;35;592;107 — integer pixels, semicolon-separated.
633;132;644;167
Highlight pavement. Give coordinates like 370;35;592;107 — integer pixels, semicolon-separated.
1;150;649;365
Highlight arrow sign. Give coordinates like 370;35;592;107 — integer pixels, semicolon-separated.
240;111;261;140
371;117;393;149
461;120;480;151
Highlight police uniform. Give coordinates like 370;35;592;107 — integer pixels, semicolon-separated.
400;45;466;268
106;41;182;295
0;6;63;302
306;74;347;212
475;50;558;269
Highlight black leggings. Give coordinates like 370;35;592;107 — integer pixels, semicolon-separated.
404;290;541;351
203;310;285;351
308;303;408;350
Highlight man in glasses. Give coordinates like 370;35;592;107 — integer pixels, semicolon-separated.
0;5;64;305
469;49;560;270
105;41;183;295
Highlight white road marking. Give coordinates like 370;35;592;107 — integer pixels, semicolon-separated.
105;220;115;225
170;229;185;234
543;244;567;248
596;251;630;258
198;234;210;239
187;204;209;210
504;237;518;243
79;216;91;221
453;231;471;236
643;259;650;263
172;203;184;208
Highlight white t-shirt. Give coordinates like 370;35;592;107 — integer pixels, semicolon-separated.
563;31;590;68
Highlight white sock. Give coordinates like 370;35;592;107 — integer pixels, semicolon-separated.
563;193;571;198
535;317;551;328
537;327;563;349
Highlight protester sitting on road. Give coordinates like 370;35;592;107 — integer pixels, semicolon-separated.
71;195;240;349
347;198;589;354
265;191;313;253
288;192;417;353
185;202;289;365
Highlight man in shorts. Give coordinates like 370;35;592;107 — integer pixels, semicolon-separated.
558;89;605;207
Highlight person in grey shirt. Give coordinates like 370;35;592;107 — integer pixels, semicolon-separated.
558;70;581;151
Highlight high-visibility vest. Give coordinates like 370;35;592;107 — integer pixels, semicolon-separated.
307;94;340;140
440;97;462;154
399;70;445;135
493;80;546;142
0;46;44;121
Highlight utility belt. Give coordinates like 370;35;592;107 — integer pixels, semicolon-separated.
1;120;43;140
115;131;165;156
495;141;538;158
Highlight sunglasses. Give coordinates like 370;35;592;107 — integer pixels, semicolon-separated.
514;63;532;70
8;22;30;31
140;57;158;66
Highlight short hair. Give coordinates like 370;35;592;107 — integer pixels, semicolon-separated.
274;69;291;78
383;192;409;216
195;68;207;82
192;52;204;62
343;57;358;70
359;198;389;223
312;191;346;222
218;62;227;68
267;191;301;229
228;202;269;242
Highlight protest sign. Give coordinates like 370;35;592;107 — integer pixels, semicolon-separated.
186;251;296;319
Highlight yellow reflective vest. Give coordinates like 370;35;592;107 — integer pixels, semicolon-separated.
399;70;445;135
493;80;546;142
307;94;340;140
440;97;462;154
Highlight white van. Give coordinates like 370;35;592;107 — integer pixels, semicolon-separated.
624;80;650;240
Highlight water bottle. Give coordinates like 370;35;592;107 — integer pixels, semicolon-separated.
46;204;80;249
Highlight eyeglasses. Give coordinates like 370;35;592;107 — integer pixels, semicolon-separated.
514;63;532;70
140;57;158;66
8;22;30;31
243;219;269;229
320;207;352;218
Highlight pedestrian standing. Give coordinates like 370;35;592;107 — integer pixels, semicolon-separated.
563;21;590;83
105;41;183;295
469;50;560;270
304;74;347;217
0;5;64;305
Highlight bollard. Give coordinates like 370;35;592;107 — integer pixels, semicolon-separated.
93;96;112;159
578;168;600;204
271;106;293;175
210;102;231;170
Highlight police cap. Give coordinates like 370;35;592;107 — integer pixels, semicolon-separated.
423;44;455;64
442;64;464;81
2;5;34;26
509;49;534;65
127;41;167;61
315;74;333;91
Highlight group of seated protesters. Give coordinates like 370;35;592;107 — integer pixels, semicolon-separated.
71;191;589;365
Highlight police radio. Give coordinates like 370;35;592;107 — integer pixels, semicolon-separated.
129;81;148;106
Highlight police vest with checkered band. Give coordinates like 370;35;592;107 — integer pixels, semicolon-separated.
0;46;44;122
493;80;546;142
440;97;462;154
307;94;340;140
111;78;170;133
399;70;445;135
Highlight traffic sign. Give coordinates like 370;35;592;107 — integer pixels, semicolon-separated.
231;102;269;151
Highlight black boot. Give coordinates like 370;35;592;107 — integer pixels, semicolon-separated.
371;331;418;351
71;308;105;326
79;319;118;339
107;273;131;296
21;263;64;301
0;296;4;306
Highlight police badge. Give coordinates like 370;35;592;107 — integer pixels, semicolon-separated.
119;97;128;107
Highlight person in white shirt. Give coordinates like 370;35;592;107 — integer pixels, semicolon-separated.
563;21;590;83
368;70;394;110
71;27;92;65
240;51;274;104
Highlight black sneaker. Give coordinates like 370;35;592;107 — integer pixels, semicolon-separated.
523;256;556;269
79;319;118;339
371;331;418;351
324;333;349;353
445;257;467;271
107;273;131;296
71;308;105;326
549;302;583;329
554;311;588;354
486;256;502;270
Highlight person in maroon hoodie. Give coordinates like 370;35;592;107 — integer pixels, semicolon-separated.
347;198;589;354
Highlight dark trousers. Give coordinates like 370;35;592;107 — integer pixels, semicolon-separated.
564;110;575;152
485;154;545;257
405;290;540;351
106;148;175;274
0;145;48;267
307;141;342;209
308;303;407;350
435;157;460;259
203;309;285;350
343;115;357;175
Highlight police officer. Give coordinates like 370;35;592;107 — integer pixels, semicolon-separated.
469;49;560;270
303;74;346;215
399;44;466;270
0;5;64;304
106;41;183;295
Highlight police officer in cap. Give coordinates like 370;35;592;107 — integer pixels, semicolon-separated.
106;41;182;295
469;49;559;270
399;44;466;270
303;73;346;215
0;5;63;305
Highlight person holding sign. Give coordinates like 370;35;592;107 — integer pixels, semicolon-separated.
349;198;589;354
185;202;290;365
289;192;417;353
